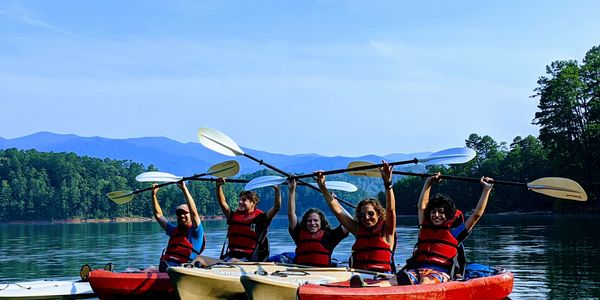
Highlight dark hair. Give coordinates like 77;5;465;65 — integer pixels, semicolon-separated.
238;190;260;204
355;198;386;222
300;208;331;231
424;193;456;221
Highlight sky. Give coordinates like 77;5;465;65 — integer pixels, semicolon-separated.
1;0;599;156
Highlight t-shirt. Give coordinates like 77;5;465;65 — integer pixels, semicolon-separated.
165;222;204;261
290;224;348;252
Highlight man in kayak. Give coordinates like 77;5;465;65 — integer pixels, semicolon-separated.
315;161;396;274
152;181;205;272
216;178;281;261
392;173;494;285
288;179;349;267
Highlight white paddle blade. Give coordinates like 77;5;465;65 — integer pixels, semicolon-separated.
198;127;244;157
527;177;588;201
135;172;182;182
420;147;476;165
106;191;135;204
244;175;286;190
308;181;358;192
208;160;240;178
346;161;380;177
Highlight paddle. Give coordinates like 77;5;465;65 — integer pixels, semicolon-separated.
347;161;588;201
198;127;357;208
291;147;477;180
107;160;241;204
244;175;358;192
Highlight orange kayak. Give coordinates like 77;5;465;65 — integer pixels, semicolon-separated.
298;270;514;300
88;270;175;300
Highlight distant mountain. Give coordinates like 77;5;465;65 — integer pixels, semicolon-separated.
0;132;430;176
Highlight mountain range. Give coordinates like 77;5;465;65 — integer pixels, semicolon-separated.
0;132;431;176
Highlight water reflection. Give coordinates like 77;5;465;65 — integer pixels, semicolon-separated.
1;215;599;299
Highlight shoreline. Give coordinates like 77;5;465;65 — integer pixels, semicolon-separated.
2;215;226;225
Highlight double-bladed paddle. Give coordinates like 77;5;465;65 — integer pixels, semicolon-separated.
347;161;588;201
244;175;358;192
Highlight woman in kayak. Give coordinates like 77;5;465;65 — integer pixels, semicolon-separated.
288;179;349;267
152;181;205;272
392;173;494;285
215;178;281;262
315;161;396;273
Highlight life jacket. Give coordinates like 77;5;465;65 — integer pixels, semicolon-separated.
351;221;393;273
411;209;464;269
160;225;205;264
295;228;331;267
225;209;265;260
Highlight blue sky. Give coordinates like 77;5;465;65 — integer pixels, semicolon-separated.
1;0;599;156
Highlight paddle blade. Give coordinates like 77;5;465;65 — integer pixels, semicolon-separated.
244;175;286;190
208;160;240;178
420;147;476;165
198;127;244;157
107;191;135;204
308;181;358;192
135;171;182;182
527;177;588;201
346;161;381;177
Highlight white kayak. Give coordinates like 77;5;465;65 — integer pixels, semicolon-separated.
168;262;296;300
0;279;95;300
240;267;387;300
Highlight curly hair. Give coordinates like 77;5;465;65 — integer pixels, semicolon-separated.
355;198;386;222
300;208;331;231
424;193;456;221
238;190;260;204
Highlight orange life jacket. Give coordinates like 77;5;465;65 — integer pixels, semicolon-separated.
352;221;393;272
295;228;331;267
160;225;205;264
226;209;265;259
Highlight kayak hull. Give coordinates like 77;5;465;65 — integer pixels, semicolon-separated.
0;280;94;300
298;271;514;300
88;270;175;300
168;262;291;300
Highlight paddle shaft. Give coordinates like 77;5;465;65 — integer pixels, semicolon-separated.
241;153;357;209
292;158;419;180
392;171;526;187
131;177;248;195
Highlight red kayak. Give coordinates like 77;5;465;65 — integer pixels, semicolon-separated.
88;269;176;300
298;270;514;300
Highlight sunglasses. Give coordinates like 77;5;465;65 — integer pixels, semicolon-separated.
359;211;376;218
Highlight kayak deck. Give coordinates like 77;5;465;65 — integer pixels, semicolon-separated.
0;279;94;300
88;270;175;300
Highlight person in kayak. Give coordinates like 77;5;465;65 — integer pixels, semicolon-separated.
216;178;281;261
152;181;205;272
315;161;396;273
392;173;494;285
288;179;349;267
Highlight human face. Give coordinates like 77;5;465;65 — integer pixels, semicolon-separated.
305;212;322;233
176;210;191;226
237;196;256;213
359;204;379;228
430;207;447;226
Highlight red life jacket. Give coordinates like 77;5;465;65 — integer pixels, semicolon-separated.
226;209;265;259
295;228;331;267
352;221;393;272
160;225;205;264
412;210;463;268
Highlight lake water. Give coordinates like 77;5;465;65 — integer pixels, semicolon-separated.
1;214;599;299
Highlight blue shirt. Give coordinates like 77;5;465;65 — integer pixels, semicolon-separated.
165;222;204;260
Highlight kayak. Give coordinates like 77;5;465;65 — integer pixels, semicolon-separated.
240;267;384;300
88;269;175;300
297;269;514;300
0;279;95;300
168;262;294;300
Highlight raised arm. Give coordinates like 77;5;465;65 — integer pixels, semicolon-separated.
418;173;441;225
151;184;168;231
215;178;231;219
178;181;201;228
465;177;494;232
287;179;298;231
316;171;358;235
380;161;396;241
266;185;281;222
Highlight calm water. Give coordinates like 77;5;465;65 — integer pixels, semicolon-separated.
1;214;599;299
